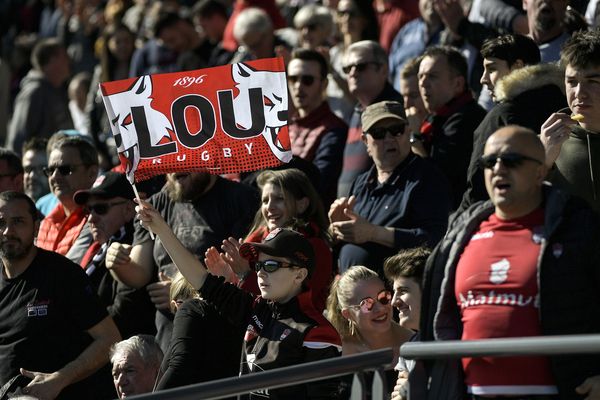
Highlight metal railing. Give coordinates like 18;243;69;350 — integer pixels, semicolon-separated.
400;334;600;359
129;348;394;400
128;334;600;399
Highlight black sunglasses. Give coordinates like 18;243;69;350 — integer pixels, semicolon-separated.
366;124;406;140
479;152;543;169
85;201;128;216
288;74;317;86
348;289;393;313
43;164;86;177
253;260;297;273
342;61;381;75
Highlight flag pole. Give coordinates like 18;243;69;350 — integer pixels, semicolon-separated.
131;183;155;240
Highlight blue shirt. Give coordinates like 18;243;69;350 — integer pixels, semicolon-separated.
338;154;451;276
389;19;442;91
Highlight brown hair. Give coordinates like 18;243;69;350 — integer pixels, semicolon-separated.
248;168;328;240
383;247;430;287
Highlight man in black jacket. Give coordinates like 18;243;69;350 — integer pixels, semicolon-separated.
419;126;600;400
74;172;156;339
416;45;486;208
459;34;567;211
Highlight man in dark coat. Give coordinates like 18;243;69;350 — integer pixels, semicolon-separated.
460;34;567;211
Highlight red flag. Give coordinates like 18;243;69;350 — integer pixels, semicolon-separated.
100;58;291;183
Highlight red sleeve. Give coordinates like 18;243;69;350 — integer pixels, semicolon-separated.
307;237;333;313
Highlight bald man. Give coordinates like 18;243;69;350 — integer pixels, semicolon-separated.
413;126;600;399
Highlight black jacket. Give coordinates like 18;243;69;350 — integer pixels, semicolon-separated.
419;185;600;400
460;64;567;212
427;96;486;209
201;275;342;399
86;221;156;338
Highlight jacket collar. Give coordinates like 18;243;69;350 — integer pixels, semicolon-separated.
494;63;565;102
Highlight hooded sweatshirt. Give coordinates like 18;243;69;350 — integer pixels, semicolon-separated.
6;70;73;152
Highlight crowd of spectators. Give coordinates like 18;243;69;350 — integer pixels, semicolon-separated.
2;0;600;399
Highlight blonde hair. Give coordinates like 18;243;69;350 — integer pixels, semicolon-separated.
169;272;199;313
326;266;379;339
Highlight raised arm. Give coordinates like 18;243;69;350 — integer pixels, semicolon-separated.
136;199;208;290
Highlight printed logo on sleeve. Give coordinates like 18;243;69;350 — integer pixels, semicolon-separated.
27;300;50;317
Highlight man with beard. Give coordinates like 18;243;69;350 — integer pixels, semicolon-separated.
0;191;120;399
106;172;258;352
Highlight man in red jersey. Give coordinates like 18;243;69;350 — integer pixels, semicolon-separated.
416;125;600;400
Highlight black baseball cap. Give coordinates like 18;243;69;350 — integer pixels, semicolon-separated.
239;228;315;275
73;172;134;205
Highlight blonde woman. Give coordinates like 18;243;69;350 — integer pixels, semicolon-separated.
327;265;413;395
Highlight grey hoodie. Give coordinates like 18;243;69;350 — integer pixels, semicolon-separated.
6;70;73;153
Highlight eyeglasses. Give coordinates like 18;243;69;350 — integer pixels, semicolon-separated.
287;74;318;86
43;164;86;177
253;259;297;273
479;152;543;170
366;124;406;140
342;62;380;75
84;201;128;216
348;289;393;313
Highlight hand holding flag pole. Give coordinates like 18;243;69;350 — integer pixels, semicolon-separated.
131;184;155;240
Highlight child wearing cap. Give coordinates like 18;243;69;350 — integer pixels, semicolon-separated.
136;200;342;399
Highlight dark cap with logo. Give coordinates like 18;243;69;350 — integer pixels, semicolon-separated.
239;228;315;275
73;172;134;205
361;100;407;133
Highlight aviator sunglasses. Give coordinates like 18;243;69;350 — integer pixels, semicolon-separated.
366;124;406;140
479;152;543;170
348;289;393;313
253;260;299;273
43;164;86;177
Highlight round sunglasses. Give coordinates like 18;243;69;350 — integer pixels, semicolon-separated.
348;289;393;313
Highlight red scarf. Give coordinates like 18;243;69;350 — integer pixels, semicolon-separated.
420;91;473;145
